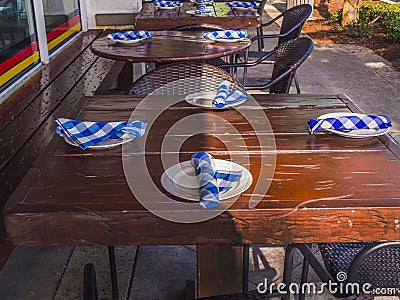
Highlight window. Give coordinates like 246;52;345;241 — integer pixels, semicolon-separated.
0;0;81;93
0;0;38;91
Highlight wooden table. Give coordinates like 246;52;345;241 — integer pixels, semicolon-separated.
90;31;251;63
135;2;261;30
90;30;251;91
4;94;400;297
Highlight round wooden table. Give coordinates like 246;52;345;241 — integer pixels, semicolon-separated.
90;31;251;63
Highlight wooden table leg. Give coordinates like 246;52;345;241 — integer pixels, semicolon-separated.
197;244;243;298
117;62;133;92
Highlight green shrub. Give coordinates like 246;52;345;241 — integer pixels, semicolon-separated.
329;9;342;24
358;3;400;42
344;22;372;37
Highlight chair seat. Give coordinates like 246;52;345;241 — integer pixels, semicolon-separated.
319;242;400;289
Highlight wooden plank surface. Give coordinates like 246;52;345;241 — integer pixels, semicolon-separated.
135;2;260;30
90;31;251;63
4;94;400;246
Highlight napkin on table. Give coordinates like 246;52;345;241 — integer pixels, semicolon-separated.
212;80;249;108
107;30;152;41
153;0;183;8
196;4;212;14
308;115;392;134
191;152;242;208
204;29;248;40
226;1;258;8
54;118;147;150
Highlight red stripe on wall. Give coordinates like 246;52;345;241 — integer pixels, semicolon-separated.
0;43;39;76
46;15;81;42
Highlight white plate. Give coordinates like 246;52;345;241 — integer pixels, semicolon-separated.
156;5;180;9
185;91;247;108
317;112;391;138
190;0;213;4
207;37;249;43
186;9;212;15
161;159;253;201
108;37;147;45
63;134;134;149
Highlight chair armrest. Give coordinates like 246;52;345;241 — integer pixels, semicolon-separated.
219;50;277;68
259;13;283;28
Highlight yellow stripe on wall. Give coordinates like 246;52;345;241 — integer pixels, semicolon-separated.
0;52;40;86
0;22;81;87
48;23;81;51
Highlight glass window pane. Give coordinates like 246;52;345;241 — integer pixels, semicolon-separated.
43;0;80;54
0;0;39;93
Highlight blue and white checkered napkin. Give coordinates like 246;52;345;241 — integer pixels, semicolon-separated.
191;152;242;208
198;0;213;3
226;1;257;8
54;118;147;150
308;114;392;134
153;0;182;7
196;4;211;13
212;80;249;108
204;29;248;40
107;30;152;41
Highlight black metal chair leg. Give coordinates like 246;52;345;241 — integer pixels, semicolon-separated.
298;244;311;300
108;246;120;300
294;73;300;94
242;244;249;292
84;263;99;300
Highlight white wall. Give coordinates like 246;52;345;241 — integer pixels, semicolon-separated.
84;0;141;29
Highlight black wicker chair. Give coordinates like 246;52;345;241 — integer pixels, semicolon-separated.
220;36;314;93
129;61;243;95
237;4;312;91
283;242;400;299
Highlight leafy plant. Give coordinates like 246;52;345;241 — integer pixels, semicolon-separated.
344;22;372;37
329;9;342;24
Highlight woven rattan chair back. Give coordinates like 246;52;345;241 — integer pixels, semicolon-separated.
269;36;313;94
319;242;400;290
129;62;243;95
279;4;312;45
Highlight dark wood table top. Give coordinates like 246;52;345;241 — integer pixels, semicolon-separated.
4;93;400;247
135;2;261;30
90;31;251;63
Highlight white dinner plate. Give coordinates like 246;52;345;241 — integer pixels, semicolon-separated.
161;159;253;201
207;37;249;43
108;37;147;45
190;0;213;4
156;5;180;9
184;91;247;108
317;112;391;138
63;134;134;149
185;9;213;15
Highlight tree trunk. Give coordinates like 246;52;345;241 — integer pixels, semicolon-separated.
342;0;360;25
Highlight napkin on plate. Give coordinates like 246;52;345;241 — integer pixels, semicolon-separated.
191;152;242;208
54;118;147;150
226;1;257;8
153;0;183;8
212;80;249;108
196;4;212;14
197;0;213;3
204;29;248;40
107;30;152;41
308;114;392;134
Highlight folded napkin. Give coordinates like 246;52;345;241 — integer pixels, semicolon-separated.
308;115;392;134
191;152;242;208
212;80;249;108
197;0;213;3
226;1;257;8
107;30;152;41
54;118;147;150
196;4;212;13
153;0;183;7
204;29;248;40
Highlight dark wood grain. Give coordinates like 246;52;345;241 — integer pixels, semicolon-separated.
90;31;251;63
135;2;260;30
3;93;400;295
